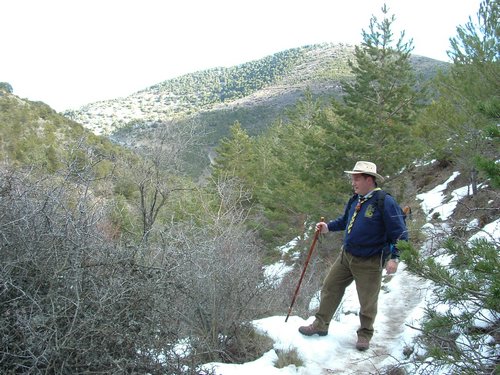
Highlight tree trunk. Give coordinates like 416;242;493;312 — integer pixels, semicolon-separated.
470;167;478;196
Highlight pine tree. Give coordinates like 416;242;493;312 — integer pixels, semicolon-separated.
330;4;425;176
212;121;255;182
399;5;500;373
417;0;499;194
400;237;499;374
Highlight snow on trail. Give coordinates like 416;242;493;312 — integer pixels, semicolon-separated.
257;265;426;375
206;264;428;375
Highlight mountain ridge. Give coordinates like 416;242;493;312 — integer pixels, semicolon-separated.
63;43;449;136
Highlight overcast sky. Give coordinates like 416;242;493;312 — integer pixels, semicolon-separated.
1;0;481;112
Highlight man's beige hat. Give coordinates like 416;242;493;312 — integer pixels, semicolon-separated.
344;161;384;182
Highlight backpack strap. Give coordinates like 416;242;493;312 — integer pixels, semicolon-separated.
376;190;387;219
378;190;411;222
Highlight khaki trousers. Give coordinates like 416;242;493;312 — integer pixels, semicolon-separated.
314;250;383;340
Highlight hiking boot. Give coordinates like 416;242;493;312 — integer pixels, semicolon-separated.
356;336;370;351
298;323;328;337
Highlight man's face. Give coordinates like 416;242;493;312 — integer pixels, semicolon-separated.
351;174;373;196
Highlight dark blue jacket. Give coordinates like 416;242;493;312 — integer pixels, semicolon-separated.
327;190;408;257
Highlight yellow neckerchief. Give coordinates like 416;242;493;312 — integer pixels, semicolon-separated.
347;187;381;233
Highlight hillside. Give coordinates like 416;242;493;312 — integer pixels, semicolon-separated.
63;44;350;135
64;43;448;137
61;43;449;179
0;90;127;172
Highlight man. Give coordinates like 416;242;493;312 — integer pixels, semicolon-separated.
298;161;408;351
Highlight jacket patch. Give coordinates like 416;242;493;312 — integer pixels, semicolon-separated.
365;204;375;218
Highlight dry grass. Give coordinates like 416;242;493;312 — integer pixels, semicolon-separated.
274;347;304;369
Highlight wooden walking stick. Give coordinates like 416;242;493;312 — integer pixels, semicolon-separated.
285;217;324;322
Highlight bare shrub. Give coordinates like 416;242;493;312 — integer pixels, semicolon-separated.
157;177;279;364
0;163;185;373
0;165;279;373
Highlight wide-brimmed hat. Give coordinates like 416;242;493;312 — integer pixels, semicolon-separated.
344;161;384;182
